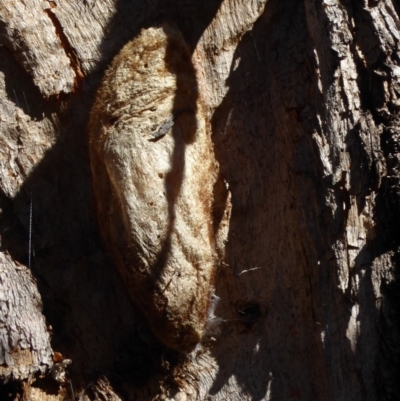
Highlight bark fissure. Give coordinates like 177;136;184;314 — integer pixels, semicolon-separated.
43;8;84;91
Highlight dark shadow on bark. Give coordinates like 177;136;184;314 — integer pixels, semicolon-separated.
343;124;400;400
339;2;400;399
209;0;329;399
0;47;56;121
145;24;199;285
371;128;400;400
281;1;400;399
0;379;22;401
206;0;399;400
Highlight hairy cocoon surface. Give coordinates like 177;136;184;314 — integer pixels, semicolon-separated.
89;25;217;352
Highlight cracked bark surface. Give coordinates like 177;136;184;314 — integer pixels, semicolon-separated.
1;0;400;400
0;252;52;382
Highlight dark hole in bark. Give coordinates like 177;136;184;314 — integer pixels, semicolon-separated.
31;374;60;395
108;116;118;126
0;379;22;400
237;303;262;325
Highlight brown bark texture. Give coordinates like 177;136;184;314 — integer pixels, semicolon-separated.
1;0;400;400
0;252;52;382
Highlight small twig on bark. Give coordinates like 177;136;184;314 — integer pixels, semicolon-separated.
69;378;76;400
28;194;32;269
23;91;30;113
13;89;19;107
250;32;261;62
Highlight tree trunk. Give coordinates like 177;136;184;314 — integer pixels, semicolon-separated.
1;0;400;400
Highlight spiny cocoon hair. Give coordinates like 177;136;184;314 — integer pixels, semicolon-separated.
88;25;217;352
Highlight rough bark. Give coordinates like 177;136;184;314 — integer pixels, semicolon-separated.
0;252;52;382
1;0;400;400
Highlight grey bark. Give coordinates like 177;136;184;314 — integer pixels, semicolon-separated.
0;0;400;400
0;252;52;382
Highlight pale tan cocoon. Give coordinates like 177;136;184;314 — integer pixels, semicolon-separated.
89;25;217;352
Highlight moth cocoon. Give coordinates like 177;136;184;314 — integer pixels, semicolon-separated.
88;25;217;352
